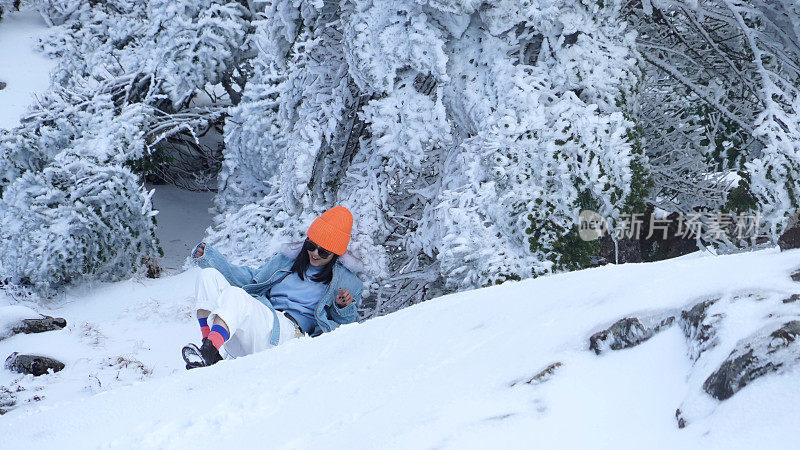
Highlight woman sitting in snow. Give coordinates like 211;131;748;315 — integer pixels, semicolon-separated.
181;206;362;369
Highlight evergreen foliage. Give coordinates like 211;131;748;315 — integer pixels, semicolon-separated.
210;0;643;314
626;0;800;244
3;0;798;315
0;0;251;298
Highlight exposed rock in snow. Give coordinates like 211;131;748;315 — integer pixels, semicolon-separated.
10;316;67;335
680;297;723;361
0;305;40;339
675;286;800;428
589;314;676;354
703;320;800;401
791;269;800;282
592;284;800;430
509;361;562;387
5;352;65;376
778;211;800;251
0;305;66;341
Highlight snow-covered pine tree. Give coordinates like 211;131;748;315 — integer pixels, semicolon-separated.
0;103;159;297
0;0;253;298
146;0;249;107
626;0;800;243
422;0;643;292
208;0;645;315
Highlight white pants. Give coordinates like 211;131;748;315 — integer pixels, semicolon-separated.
195;268;303;359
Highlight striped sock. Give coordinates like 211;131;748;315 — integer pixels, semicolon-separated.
198;317;210;339
208;324;230;350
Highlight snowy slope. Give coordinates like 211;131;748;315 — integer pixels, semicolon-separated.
1;247;799;449
0;9;54;129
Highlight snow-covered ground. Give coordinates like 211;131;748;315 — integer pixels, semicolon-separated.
0;9;54;129
1;240;798;448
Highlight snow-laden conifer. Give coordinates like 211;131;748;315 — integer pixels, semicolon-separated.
209;0;644;314
0;0;252;297
627;0;800;243
0;105;159;296
146;0;248;107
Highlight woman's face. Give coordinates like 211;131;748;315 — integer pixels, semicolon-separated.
307;241;335;267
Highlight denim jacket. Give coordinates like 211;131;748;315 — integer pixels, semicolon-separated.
194;244;362;345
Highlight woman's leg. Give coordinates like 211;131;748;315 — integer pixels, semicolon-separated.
194;268;232;339
207;287;278;357
195;268;231;317
192;267;299;359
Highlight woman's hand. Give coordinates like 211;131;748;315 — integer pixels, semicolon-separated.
335;288;353;307
193;242;205;258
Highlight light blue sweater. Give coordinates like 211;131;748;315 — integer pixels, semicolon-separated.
269;265;327;333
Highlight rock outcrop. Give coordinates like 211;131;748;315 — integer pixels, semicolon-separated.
10;316;67;335
591;288;800;430
5;353;65;377
679;298;723;361
510;362;563;387
702;320;800;400
0;311;67;341
673;288;800;428
778;211;800;251
589;314;675;354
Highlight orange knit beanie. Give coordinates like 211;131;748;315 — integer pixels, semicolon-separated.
306;206;353;256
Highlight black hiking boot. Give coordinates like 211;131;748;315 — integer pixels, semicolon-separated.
182;338;223;370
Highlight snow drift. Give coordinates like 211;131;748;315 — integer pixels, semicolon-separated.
0;247;798;449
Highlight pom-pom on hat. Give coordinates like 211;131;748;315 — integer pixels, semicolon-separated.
306;206;353;256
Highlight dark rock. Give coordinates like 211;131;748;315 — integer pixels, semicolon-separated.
5;353;65;376
783;294;800;304
778;211;800;251
589;315;675;355
484;413;515;421
791;270;800;282
510;362;563;387
10;316;67;335
702;321;800;401
778;228;800;251
0;81;6;91
675;409;686;429
680;298;722;361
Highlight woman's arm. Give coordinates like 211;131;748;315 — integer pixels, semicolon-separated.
192;243;259;287
329;284;361;325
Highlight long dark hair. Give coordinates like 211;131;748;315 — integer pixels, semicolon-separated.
290;243;339;284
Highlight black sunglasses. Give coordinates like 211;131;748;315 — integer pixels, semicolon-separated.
304;239;332;258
